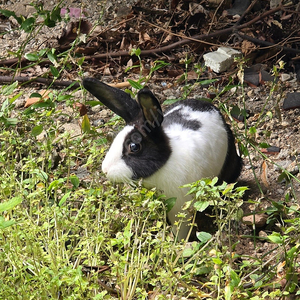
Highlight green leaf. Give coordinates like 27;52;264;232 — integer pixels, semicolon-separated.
48;178;65;191
0;9;22;24
162;98;181;105
21;17;36;32
23;100;55;115
230;269;241;287
59;192;71;207
130;48;141;56
30;92;43;98
50;65;59;78
268;232;284;244
151;61;170;72
194;200;210;212
249;126;256;135
199;79;218;85
31;125;43;137
77;57;85;66
196;231;212;243
32;169;48;182
182;242;199;257
57;94;73;102
0;197;22;213
165;197;177;213
82;114;91;133
2;117;18;126
222;183;235;195
212;257;222;265
25;52;39;61
1;81;19;96
127;79;144;90
9;92;23;104
47;51;57;65
0;216;16;229
259;142;270;148
70;175;80;188
86;100;103;107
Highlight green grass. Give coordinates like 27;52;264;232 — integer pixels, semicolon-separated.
0;2;300;299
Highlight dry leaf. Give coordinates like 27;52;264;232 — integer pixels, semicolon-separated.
261;161;269;188
25;90;50;108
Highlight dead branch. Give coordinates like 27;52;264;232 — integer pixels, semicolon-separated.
237;34;300;54
84;4;288;60
0;4;296;71
0;75;131;89
0;76;80;89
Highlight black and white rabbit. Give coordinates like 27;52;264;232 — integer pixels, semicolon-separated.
83;78;242;241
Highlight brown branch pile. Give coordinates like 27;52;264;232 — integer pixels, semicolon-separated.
0;0;299;87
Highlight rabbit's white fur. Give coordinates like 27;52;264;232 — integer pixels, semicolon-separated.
144;108;228;240
102;125;134;182
102;106;228;240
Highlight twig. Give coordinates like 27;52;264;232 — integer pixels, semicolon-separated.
0;76;80;88
0;4;293;68
0;75;131;89
207;0;226;34
85;5;291;57
84;4;286;61
237;33;300;54
141;18;219;47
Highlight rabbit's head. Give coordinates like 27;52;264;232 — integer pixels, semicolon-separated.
83;78;172;183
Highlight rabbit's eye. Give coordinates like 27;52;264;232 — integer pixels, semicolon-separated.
129;142;141;153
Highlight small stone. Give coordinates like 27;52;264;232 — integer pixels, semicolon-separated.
259;230;268;238
261;146;281;155
98;109;112;119
280;73;291;82
203;47;241;73
274;160;293;171
237;122;245;129
91;105;101;113
287;161;299;175
242;213;268;227
283;92;300;110
281;121;289;127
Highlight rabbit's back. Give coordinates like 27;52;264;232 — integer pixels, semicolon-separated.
144;99;229;194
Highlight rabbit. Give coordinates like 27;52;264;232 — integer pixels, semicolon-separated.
83;78;242;241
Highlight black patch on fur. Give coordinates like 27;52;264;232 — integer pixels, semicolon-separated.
163;99;217;130
218;121;243;183
122;128;172;180
164;99;243;183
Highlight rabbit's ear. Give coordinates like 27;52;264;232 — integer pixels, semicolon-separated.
137;89;163;127
83;78;140;123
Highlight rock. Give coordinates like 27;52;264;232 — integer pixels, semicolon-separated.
286;161;299;175
282;92;300;110
263;146;281;155
274;160;293;171
244;65;275;87
280;73;291;82
203;47;241;73
242;213;268;228
259;230;268;238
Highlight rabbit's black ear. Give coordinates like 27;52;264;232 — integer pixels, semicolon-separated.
137;89;163;127
83;78;140;123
